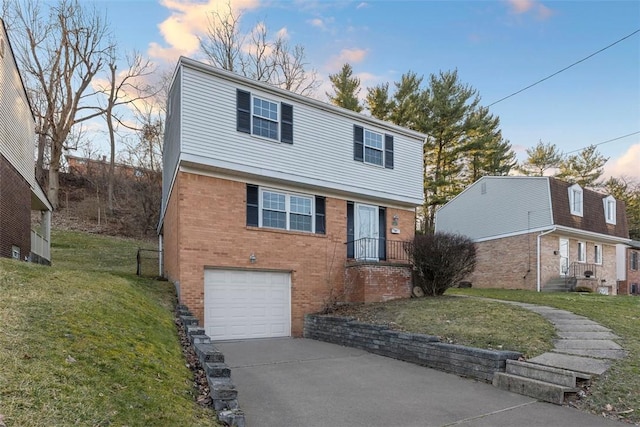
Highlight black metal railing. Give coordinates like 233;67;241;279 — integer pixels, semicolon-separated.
345;238;411;263
568;262;597;279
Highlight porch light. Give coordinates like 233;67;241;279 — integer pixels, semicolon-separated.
249;253;257;263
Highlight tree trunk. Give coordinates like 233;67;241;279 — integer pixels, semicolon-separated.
35;132;47;187
48;141;61;209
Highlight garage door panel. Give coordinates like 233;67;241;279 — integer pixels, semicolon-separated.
204;269;291;340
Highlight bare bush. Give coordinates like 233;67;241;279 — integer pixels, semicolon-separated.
409;233;476;296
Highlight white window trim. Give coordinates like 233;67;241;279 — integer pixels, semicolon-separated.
363;128;384;167
593;243;602;265
568;184;583;217
577;241;586;263
258;188;315;233
252;95;280;141
603;195;616;225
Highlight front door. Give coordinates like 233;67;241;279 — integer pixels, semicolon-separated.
559;238;569;276
355;204;379;260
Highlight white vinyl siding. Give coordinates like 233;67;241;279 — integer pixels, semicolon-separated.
161;67;182;216
435;177;554;240
0;23;36;188
176;63;423;206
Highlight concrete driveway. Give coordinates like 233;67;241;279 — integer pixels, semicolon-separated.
215;338;621;427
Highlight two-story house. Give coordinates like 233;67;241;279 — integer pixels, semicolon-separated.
435;176;629;294
158;57;425;340
0;18;52;265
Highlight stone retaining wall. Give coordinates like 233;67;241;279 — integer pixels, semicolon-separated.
177;305;245;427
304;314;522;382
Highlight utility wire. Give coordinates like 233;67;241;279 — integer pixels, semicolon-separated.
488;28;640;107
564;130;640;154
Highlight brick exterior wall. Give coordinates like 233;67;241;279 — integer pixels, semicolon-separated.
0;154;30;260
468;232;619;293
627;248;640;294
344;263;412;303
162;171;416;336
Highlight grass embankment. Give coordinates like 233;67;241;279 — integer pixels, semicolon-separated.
449;288;640;423
334;296;556;358
0;230;219;426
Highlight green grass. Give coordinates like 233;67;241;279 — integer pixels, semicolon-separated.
0;230;219;426
448;288;640;423
334;296;556;357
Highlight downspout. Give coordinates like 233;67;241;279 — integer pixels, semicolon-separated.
536;227;557;292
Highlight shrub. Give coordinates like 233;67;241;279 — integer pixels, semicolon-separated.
409;232;476;296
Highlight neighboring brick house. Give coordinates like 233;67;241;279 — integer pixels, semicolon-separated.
158;57;425;340
620;241;640;295
0;18;52;265
435;176;629;294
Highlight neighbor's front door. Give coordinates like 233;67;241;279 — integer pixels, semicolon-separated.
559;238;569;276
355;204;379;260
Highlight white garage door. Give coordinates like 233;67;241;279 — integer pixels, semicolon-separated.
204;269;291;340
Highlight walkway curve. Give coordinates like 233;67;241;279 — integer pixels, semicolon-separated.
483;298;626;376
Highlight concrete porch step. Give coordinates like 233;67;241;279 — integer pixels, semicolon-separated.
492;372;578;405
504;359;590;388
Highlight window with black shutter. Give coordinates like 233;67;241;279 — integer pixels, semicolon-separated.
353;126;364;162
315;196;326;235
384;135;394;169
246;184;259;226
281;103;293;144
236;89;251;133
346;202;354;258
378;207;386;260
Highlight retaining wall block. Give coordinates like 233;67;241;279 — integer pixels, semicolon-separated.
214;398;239;411
218;409;246;427
205;362;231;378
209;377;238;400
186;324;205;337
179;315;199;326
194;342;225;364
190;334;211;345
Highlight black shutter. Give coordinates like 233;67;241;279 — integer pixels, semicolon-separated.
347;202;354;258
384;134;394;169
315;196;325;234
246;184;259;226
237;89;251;133
281;103;293;144
378;207;386;260
353;125;364;162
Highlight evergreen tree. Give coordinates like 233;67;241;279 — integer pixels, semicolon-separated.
557;145;608;187
326;63;362;112
365;82;392;120
389;71;422;128
417;70;480;232
604;177;640;239
518;141;563;176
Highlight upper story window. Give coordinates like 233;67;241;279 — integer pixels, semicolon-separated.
353;125;394;169
603;195;616;225
631;251;639;271
237;89;293;144
246;184;325;234
568;184;583;217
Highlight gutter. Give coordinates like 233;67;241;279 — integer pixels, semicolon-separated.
537;227;557;292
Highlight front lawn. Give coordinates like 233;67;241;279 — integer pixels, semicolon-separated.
0;230;219;426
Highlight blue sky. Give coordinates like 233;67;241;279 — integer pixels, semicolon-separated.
96;0;640;178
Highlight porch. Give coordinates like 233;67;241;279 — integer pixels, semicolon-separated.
544;262;612;294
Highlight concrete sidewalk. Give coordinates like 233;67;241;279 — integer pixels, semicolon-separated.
216;338;621;427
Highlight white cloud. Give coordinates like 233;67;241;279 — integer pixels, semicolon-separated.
604;143;640;180
356;2;369;10
326;48;369;72
150;0;260;63
308;18;325;29
505;0;554;20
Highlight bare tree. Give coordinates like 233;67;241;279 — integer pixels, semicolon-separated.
10;0;111;208
199;1;319;95
94;48;156;214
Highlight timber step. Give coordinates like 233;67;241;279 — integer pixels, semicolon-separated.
493;372;579;405
493;360;591;405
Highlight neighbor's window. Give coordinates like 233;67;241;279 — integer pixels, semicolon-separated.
604;196;616;225
577;241;586;263
632;251;639;271
364;129;383;166
261;189;313;232
11;245;19;260
569;184;583;217
252;96;279;140
594;244;602;265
